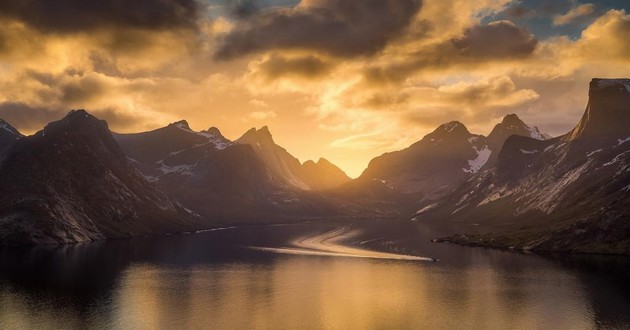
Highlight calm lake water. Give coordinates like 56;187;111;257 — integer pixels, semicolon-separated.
1;223;629;329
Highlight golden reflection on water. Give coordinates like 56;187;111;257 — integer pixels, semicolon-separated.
56;256;596;330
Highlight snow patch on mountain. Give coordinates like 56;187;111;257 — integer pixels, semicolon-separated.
526;125;544;140
617;136;630;146
464;147;491;174
603;151;629;167
443;121;461;132
157;161;196;176
1;122;12;134
520;149;538;154
171;121;233;150
197;131;233;150
416;203;438;214
587;149;603;157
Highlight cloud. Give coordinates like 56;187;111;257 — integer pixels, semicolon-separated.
452;20;538;59
0;102;152;132
214;0;423;59
0;0;201;33
568;9;630;63
362;20;538;86
254;54;333;80
249;99;269;108
553;3;596;26
249;110;277;120
503;5;533;19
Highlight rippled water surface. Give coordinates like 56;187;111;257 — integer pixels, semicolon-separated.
1;224;629;329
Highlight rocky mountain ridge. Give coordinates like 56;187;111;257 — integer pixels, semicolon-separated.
0;110;201;246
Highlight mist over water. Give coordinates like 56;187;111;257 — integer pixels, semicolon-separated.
1;224;629;329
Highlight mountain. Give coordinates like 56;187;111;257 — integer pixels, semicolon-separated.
354;116;546;203
114;121;287;219
115;122;346;220
486;114;545;167
0;119;22;156
0;110;200;246
422;79;630;254
236;127;350;190
301;158;351;191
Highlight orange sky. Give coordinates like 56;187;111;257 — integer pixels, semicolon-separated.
1;0;630;177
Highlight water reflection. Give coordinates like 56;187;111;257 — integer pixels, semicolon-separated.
0;225;629;329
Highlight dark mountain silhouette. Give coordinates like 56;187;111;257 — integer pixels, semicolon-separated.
420;79;630;254
114;123;346;220
0;119;22;157
0;110;200;246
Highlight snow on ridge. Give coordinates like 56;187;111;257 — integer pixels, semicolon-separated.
587;149;603;157
0;120;19;136
617;136;630;146
443;121;460;132
520;149;538;154
526;125;544;140
174;122;191;131
464;147;491;174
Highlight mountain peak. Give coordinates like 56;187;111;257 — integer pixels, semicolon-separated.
238;126;274;143
205;127;222;136
170;120;191;131
569;78;630;142
589;78;630;94
428;121;470;139
65;109;97;121
501;113;522;125
52;109;105;131
488;113;544;143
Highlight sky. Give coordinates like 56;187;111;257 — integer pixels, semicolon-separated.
1;0;630;177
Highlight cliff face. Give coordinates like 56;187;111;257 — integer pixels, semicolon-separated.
0;110;200;246
419;79;630;254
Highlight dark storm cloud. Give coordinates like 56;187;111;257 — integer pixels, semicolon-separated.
0;102;150;132
258;54;332;79
362;21;539;86
0;0;201;33
452;21;538;59
214;0;423;60
504;5;533;19
0;102;65;132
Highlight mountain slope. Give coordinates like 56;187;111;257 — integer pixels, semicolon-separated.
115;122;348;220
0;119;22;157
422;79;630;254
0;110;200;246
236;126;350;190
301;158;351;191
114;122;286;219
353;115;545;204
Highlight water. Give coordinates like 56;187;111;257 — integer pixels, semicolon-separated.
1;223;629;329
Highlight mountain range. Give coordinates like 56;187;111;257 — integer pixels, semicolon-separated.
422;79;630;254
0;110;199;246
0;78;628;253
